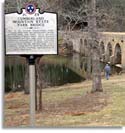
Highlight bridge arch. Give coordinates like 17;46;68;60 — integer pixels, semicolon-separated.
80;38;84;55
100;42;105;54
106;42;113;62
84;39;88;56
114;43;122;64
63;39;74;54
100;42;105;61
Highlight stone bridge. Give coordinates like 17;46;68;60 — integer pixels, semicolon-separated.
60;31;125;70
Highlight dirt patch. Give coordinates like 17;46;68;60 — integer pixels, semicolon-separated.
42;91;109;116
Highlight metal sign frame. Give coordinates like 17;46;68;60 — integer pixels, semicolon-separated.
4;8;58;56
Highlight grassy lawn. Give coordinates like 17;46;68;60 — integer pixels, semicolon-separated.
4;74;125;127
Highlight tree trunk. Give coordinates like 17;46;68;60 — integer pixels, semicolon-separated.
86;45;92;79
24;63;30;94
36;57;43;111
92;42;103;92
87;0;103;92
35;74;38;111
39;88;42;110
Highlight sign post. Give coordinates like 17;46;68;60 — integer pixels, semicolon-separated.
28;55;36;127
5;3;58;127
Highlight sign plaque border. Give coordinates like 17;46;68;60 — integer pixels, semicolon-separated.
4;7;58;56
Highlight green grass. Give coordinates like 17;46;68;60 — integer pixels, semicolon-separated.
38;75;125;127
4;74;125;127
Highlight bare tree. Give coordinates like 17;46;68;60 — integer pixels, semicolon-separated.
87;0;103;92
36;57;44;111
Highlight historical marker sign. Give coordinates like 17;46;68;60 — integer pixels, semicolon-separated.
5;7;58;55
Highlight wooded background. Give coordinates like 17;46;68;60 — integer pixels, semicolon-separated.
5;0;125;32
